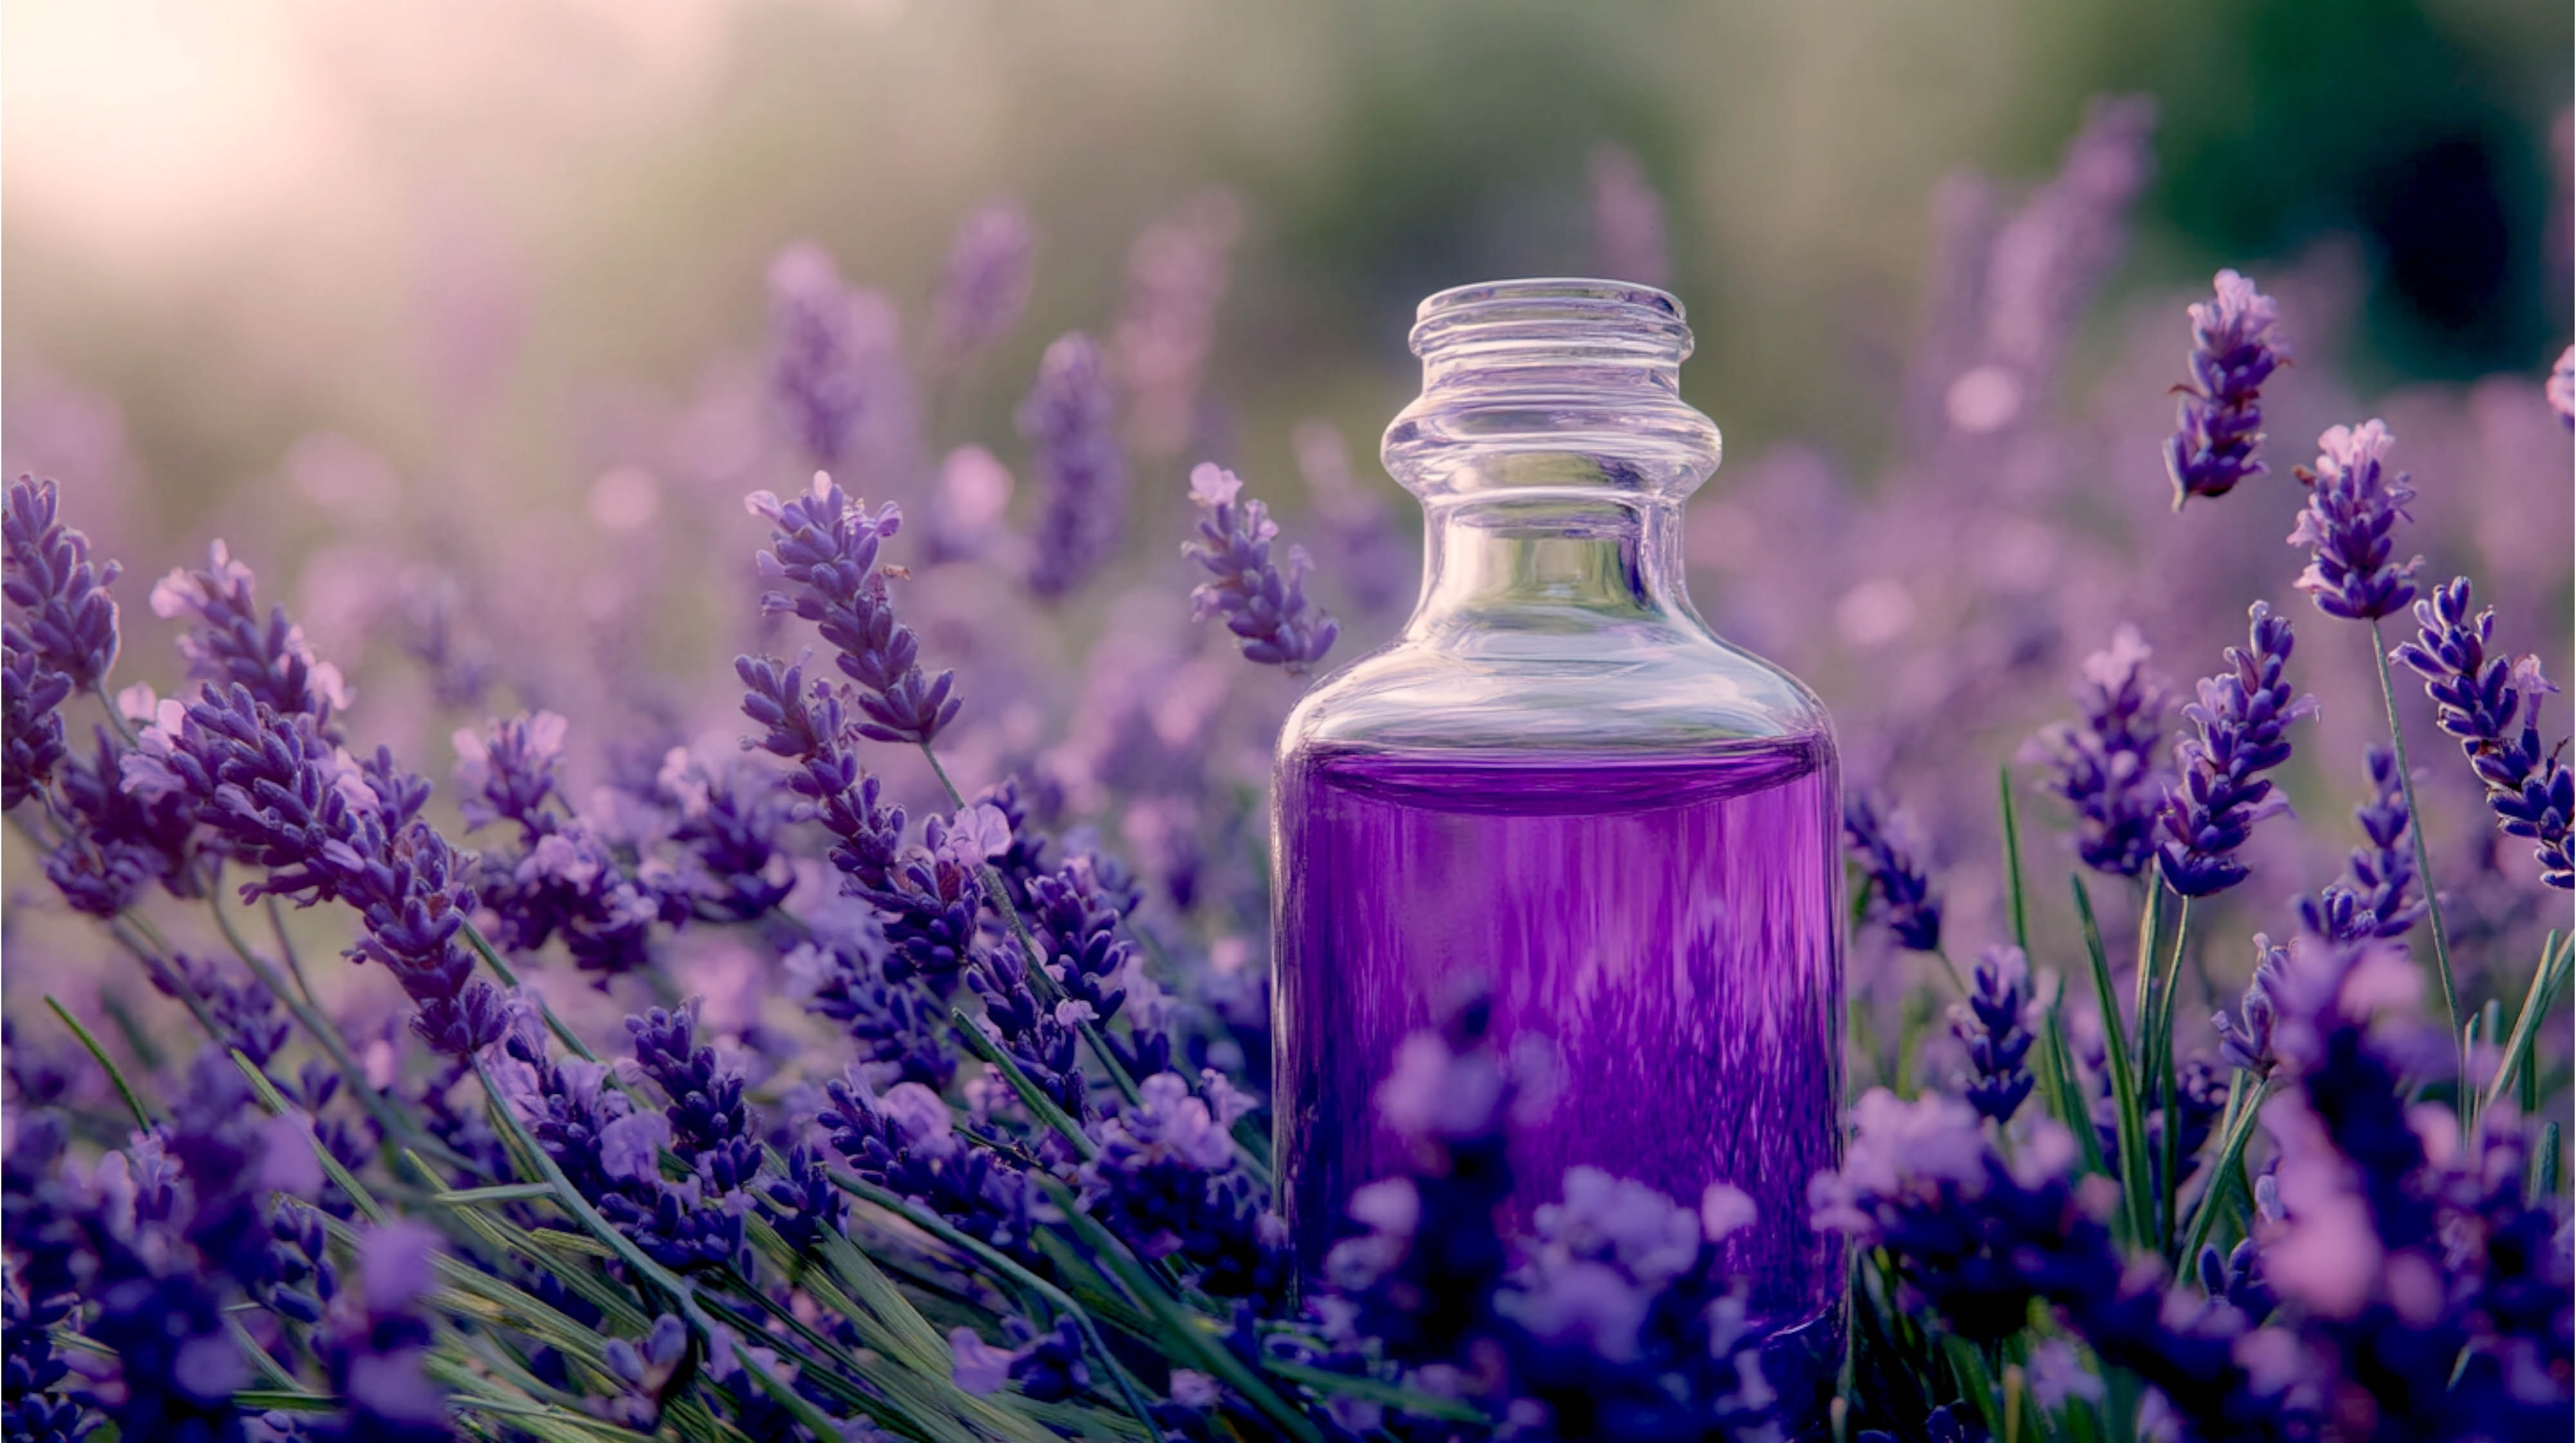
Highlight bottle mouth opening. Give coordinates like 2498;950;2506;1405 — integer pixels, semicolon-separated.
1410;278;1692;362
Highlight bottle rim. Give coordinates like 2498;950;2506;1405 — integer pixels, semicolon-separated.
1410;278;1690;361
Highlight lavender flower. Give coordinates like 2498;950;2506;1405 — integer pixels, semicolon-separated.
1079;1071;1287;1303
2287;420;2420;621
749;473;958;745
1951;946;2036;1123
3;476;121;691
124;684;506;1054
930;203;1035;374
2164;269;2287;507
1112;191;1242;459
2549;345;2573;430
2299;746;2425;942
820;1078;1043;1257
768;242;909;473
43;727;200;916
1842;790;1944;952
3;640;71;811
307;1223;452;1443
1587;143;1671;289
150;540;350;726
2023;626;2174;879
2155;602;2316;897
1180;464;1338;674
1018;333;1129;601
2213;937;2287;1077
2391;577;2574;889
785;934;956;1089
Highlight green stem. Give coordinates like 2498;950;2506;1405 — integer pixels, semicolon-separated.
458;919;596;1063
2179;1076;2272;1270
46;995;153;1130
90;682;137;748
265;894;319;1009
2371;618;2463;1104
2155;897;2194;1252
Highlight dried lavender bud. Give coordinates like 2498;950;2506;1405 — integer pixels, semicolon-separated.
2022;626;2174;879
2391;577;2574;890
2155;602;2316;897
930;202;1034;374
1842;790;1943;952
1019;332;1129;601
1951;946;2036;1123
1180;464;1338;674
2287;420;2421;622
2300;746;2425;942
2163;269;2287;507
749;473;959;745
3;475;121;691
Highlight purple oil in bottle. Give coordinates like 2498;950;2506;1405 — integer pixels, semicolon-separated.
1274;733;1844;1335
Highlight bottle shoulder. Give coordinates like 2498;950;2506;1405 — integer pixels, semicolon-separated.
1282;625;1833;757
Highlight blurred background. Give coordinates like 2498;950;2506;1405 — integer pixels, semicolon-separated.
5;0;2571;1073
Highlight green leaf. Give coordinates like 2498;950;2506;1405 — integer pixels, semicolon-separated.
2483;931;2569;1122
2072;877;2150;1245
46;995;153;1131
232;1049;390;1225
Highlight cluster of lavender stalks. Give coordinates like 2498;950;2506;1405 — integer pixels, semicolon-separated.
5;213;2573;1443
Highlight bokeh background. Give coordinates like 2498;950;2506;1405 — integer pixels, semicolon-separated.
6;0;2571;1082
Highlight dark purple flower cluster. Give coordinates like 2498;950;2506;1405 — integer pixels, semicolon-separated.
150;540;350;729
301;1223;453;1443
1181;464;1339;675
2299;745;2426;942
1842;790;1944;952
124;684;506;1054
749;475;958;746
2164;270;2287;507
819;1077;1045;1259
786;930;958;1090
2156;602;2316;897
2391;578;2574;890
452;712;659;978
2023;626;2174;879
1079;1072;1287;1303
2287;420;2421;622
40;727;199;917
2;642;73;812
1951;946;2036;1123
1019;332;1130;601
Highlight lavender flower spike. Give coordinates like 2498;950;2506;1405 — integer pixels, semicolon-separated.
3;475;122;691
2287;419;2420;621
2021;625;2174;879
1952;945;2038;1123
2155;602;2317;897
2391;577;2575;890
1841;790;1942;952
1019;332;1129;601
2299;745;2426;942
2164;269;2287;507
748;473;959;746
930;202;1035;374
1180;464;1338;674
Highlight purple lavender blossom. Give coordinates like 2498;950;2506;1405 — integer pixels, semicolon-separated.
2298;746;2426;942
749;473;959;745
820;1077;1043;1258
1587;143;1671;289
1842;790;1944;952
1112;191;1242;460
2287;420;2421;622
2213;937;2287;1077
124;685;506;1053
42;725;201;916
930;203;1035;374
307;1223;452;1443
1078;1071;1287;1303
3;640;72;811
1951;946;2036;1123
150;540;350;727
2155;602;2317;897
2164;269;2287;507
785;933;956;1090
768;242;907;473
1180;464;1338;674
2391;577;2574;889
4;476;122;691
1019;332;1130;601
2023;626;2175;879
2549;345;2573;430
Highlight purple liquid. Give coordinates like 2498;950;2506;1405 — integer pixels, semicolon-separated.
1274;735;1844;1335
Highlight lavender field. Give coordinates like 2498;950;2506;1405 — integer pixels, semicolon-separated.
3;4;2571;1440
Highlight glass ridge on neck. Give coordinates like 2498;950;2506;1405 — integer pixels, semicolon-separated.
1383;277;1723;506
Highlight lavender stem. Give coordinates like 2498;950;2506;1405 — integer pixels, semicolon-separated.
2369;615;2463;1097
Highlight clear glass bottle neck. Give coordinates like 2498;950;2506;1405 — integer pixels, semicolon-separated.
1407;494;1694;644
1384;280;1720;647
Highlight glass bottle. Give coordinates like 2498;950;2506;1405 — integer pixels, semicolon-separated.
1273;279;1844;1381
